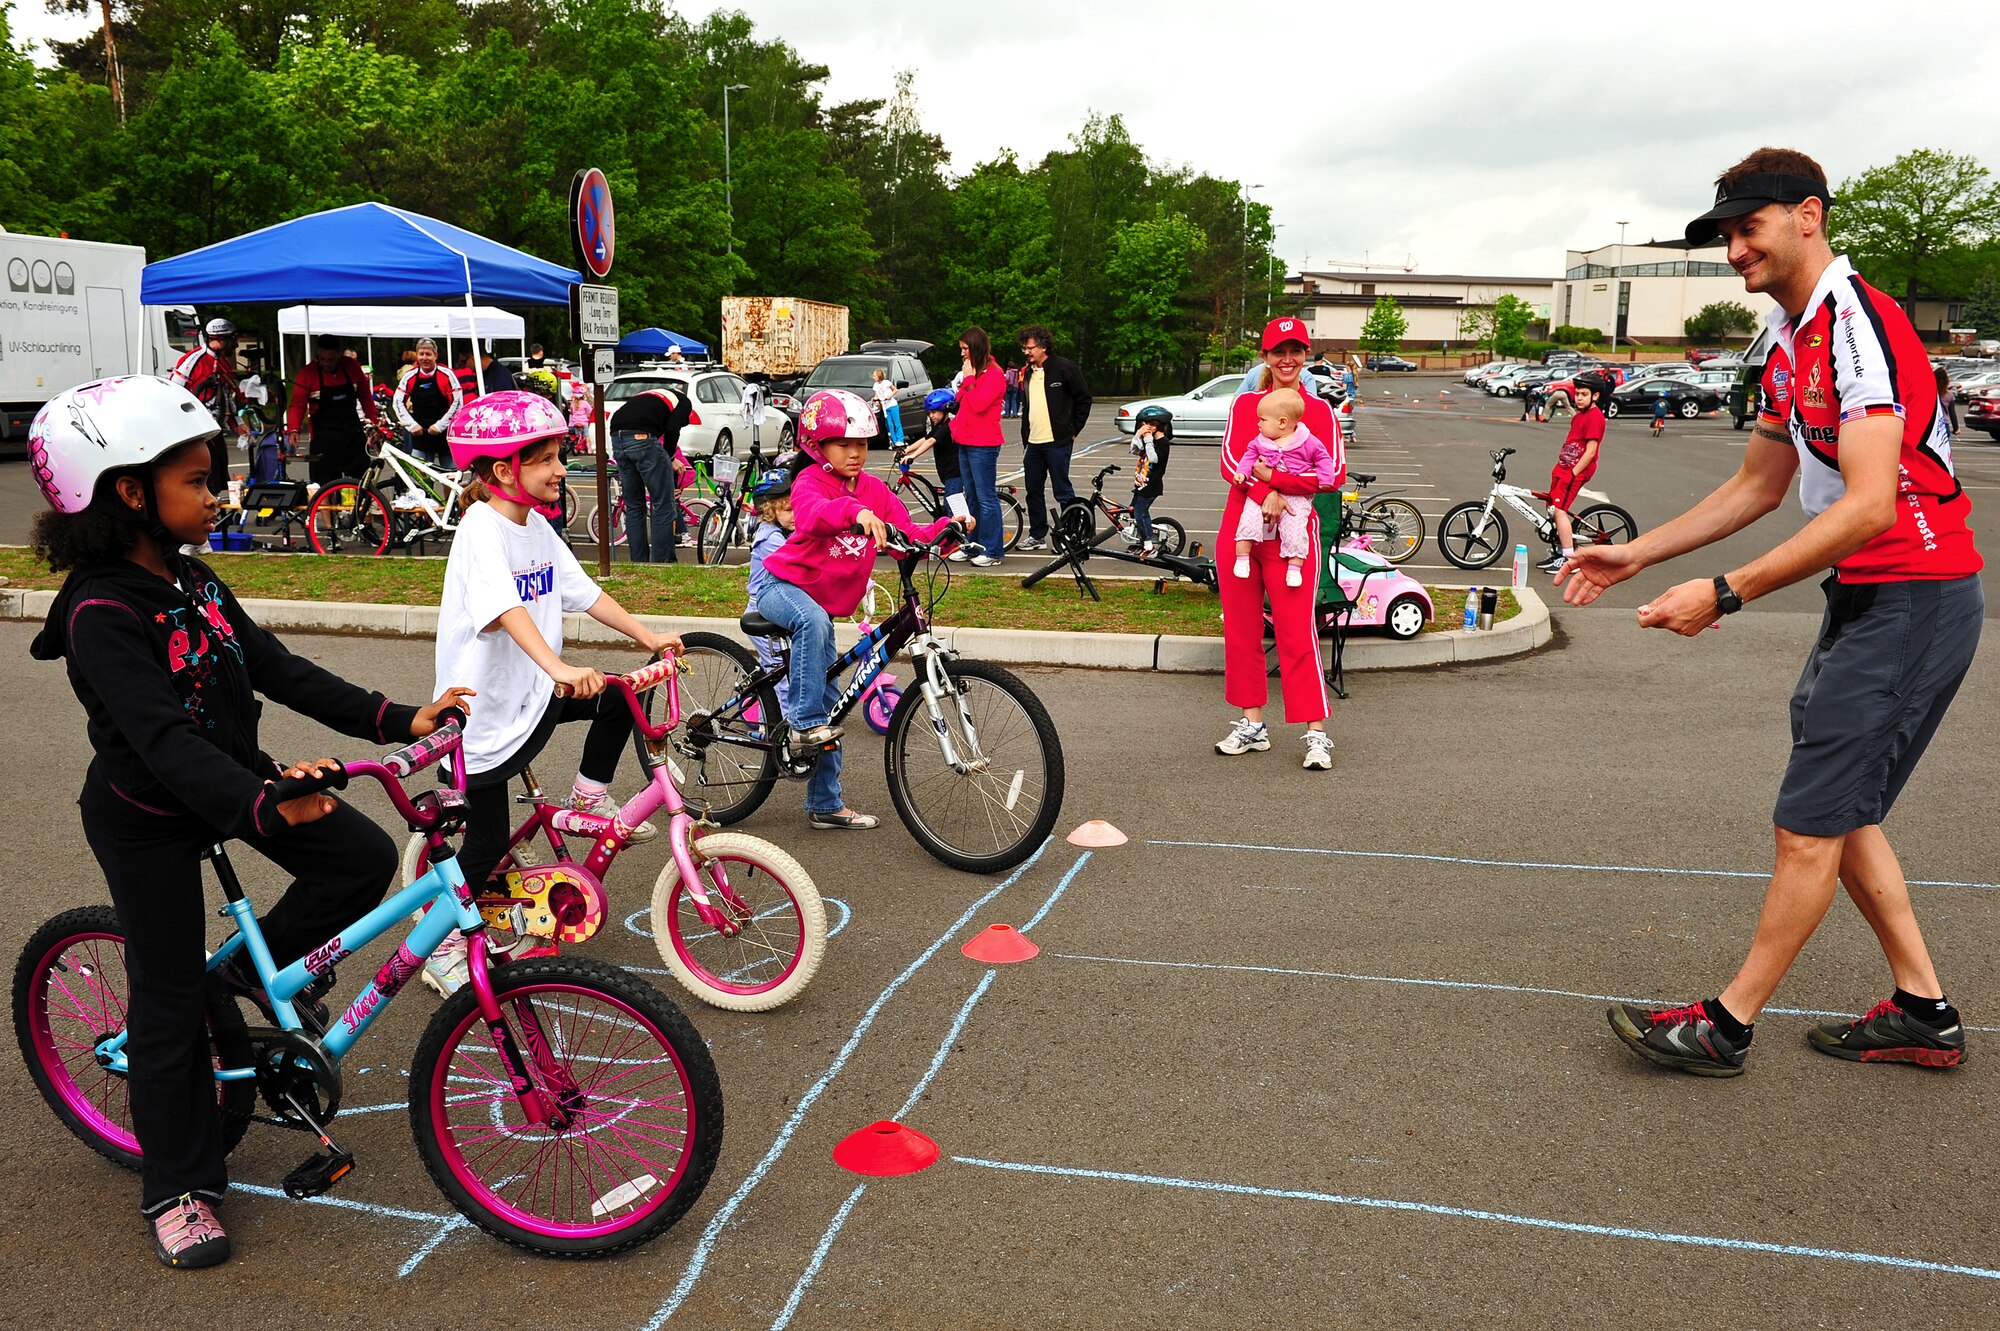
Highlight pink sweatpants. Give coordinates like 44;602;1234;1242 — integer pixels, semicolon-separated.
1218;486;1329;724
1233;492;1314;560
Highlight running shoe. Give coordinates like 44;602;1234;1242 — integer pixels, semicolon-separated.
946;548;971;562
1214;717;1270;755
569;789;657;843
970;554;1005;567
1807;998;1965;1068
1607;1000;1748;1077
1538;553;1567;574
1302;731;1334;770
794;722;843;749
149;1193;230;1269
1019;536;1048;552
213;948;333;1035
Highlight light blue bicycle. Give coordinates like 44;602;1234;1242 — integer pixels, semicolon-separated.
14;717;722;1258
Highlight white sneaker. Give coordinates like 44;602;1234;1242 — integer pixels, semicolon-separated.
1233;556;1251;579
971;554;1004;567
946;548;971;562
421;931;470;997
1302;731;1334;771
1214;717;1270;755
1139;543;1158;560
1286;566;1303;588
569;790;658;843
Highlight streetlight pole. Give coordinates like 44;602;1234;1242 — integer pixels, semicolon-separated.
1268;223;1283;320
723;83;749;258
1611;219;1628;353
1241;183;1263;338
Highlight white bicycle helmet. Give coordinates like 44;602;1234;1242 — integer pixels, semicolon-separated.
29;376;221;514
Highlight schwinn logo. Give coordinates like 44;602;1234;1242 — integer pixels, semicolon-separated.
303;937;350;975
514;562;556;601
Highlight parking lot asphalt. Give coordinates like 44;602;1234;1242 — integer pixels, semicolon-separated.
3;500;1998;1327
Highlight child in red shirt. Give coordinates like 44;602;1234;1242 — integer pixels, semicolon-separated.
1543;371;1609;572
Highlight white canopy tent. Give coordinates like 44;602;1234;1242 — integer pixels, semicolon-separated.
274;304;527;383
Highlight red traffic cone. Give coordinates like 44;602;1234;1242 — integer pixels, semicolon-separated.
834;1121;940;1176
961;923;1039;963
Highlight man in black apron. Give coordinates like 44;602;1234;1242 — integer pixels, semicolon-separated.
392;338;463;466
286;334;381;485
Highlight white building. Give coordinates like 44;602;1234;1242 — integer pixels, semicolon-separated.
1285;269;1554;351
1557;239;1775;345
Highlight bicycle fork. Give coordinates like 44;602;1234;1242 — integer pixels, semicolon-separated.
911;641;991;778
464;930;581;1129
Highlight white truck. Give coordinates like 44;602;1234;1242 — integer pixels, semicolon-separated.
1;230;183;454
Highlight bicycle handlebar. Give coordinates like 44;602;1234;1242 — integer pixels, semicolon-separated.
554;653;685;740
266;714;467;828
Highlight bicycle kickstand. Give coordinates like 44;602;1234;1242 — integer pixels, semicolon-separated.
280;1091;357;1199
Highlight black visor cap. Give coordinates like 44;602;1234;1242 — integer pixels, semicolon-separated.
1685;172;1833;246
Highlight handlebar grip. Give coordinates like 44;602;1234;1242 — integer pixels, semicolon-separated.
621;654;680;694
269;764;349;803
382;720;463;778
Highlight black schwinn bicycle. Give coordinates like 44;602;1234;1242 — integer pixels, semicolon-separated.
665;527;1064;873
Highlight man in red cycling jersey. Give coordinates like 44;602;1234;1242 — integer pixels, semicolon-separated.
393;338;462;466
286;334;382;485
1565;148;1983;1079
169;317;248;490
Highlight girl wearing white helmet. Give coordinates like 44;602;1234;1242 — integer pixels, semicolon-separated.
26;375;472;1269
421;391;680;996
756;388;962;830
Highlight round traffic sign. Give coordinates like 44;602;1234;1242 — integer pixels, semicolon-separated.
573;167;616;280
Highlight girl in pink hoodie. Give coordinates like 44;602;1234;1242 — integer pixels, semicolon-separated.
758;388;957;829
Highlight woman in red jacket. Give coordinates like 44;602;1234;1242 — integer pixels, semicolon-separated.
951;326;1008;566
1214;317;1344;770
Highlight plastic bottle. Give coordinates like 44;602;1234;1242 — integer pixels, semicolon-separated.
1462;586;1480;631
1511;543;1529;589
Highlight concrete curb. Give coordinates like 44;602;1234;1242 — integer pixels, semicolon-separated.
1;584;1550;674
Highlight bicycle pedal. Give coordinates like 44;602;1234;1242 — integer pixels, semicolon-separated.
282;1148;356;1200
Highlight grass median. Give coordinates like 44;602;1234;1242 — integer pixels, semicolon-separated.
0;548;1518;638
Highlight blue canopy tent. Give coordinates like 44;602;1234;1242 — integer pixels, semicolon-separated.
140;202;582;392
616;327;711;358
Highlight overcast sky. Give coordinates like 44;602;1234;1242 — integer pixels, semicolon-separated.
13;1;1999;277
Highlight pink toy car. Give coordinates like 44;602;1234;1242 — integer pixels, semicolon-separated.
1324;540;1432;639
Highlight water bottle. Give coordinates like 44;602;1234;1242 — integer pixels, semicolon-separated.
1511;543;1529;589
1462;586;1480;631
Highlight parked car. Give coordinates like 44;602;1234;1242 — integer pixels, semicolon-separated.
798;348;935;440
1116;370;1356;443
1366;354;1419;372
1962;385;2000;440
1687;347;1731;365
1542;349;1585;365
1464;359;1511;386
1607;380;1724;420
1484;365;1549;397
603;366;795;456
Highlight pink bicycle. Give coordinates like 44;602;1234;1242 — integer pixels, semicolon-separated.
403;654;826;1012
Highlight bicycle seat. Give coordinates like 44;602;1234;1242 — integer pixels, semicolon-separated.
1350;472;1376;487
739;611;787;638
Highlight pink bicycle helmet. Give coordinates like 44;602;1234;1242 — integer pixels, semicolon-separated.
446;390;568;505
30;376;220;514
795;388;875;464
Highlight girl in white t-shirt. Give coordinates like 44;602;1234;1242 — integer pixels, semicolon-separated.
424;391;680;996
871;368;904;446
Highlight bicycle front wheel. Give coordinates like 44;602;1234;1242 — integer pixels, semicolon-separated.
410;956;721;1258
884;658;1064;873
307;481;393;555
696;504;734;566
672;631;781;824
14;907;253;1171
652;832;824;1012
1437;503;1509;570
1362;498;1424;563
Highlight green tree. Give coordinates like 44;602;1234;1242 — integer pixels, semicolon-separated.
730;125;880;317
1041;112;1151;367
1682;301;1758;341
1491;293;1534;356
1101;213;1205;387
1356;295;1407;354
1961;271;2000;337
1834;149;2000;310
939;153;1056;348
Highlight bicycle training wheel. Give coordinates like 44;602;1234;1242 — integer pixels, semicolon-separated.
1362;499;1424;564
670;631;781;824
696;504;734;566
651;832;825;1012
307;482;393;555
884;658;1065;873
409;955;722;1258
14;907;254;1171
1436;503;1509;570
1573;503;1639;549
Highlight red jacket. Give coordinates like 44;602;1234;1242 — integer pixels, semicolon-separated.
952;362;1006;447
285;358;380;435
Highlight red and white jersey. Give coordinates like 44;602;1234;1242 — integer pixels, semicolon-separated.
1757;256;1980;582
393;364;463;432
168;345;241;428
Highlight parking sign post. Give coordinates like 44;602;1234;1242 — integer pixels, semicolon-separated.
570;167;619;575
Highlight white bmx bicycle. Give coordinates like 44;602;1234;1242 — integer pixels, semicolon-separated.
1436;446;1639;570
307;423;475;555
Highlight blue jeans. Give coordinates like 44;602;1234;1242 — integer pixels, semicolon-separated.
1022;441;1076;539
1130;490;1155;543
611;431;678;563
959;445;1003;559
756;577;845;813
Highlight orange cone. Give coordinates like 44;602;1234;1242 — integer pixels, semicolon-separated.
961;923;1039;963
833;1121;939;1176
1066;819;1127;847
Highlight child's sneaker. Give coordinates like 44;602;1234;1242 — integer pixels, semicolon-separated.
1233;555;1252;579
1537;553;1567;574
1214;717;1269;755
569;788;657;843
1139;543;1158;560
1285;565;1303;588
1302;730;1334;770
421;930;470;998
971;554;1004;567
149;1193;230;1269
213;948;334;1035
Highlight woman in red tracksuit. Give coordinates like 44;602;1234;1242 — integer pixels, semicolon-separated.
1213;317;1343;770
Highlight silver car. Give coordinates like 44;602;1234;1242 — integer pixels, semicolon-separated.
603;367;794;457
1115;372;1356;442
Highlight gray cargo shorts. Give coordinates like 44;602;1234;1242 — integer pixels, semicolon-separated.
1773;573;1983;836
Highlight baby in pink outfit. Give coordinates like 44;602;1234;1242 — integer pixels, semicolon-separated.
1232;387;1339;586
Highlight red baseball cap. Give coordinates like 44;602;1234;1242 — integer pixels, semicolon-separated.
1260;316;1311;351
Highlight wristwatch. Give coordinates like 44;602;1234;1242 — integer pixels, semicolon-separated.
1713;575;1744;615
